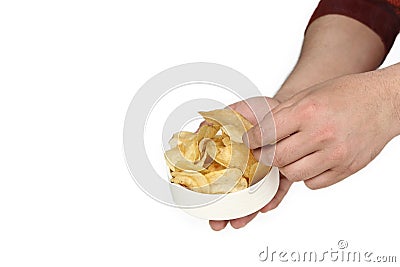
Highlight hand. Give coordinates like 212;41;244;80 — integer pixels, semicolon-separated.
245;73;399;189
209;97;293;231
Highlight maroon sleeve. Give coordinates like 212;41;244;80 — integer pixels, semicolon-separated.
307;0;400;55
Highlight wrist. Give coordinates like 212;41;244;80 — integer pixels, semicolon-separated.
274;75;327;103
366;64;400;138
381;64;400;137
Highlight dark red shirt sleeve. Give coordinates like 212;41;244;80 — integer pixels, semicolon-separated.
307;0;400;55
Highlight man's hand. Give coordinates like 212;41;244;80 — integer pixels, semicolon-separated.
245;71;400;189
209;97;293;231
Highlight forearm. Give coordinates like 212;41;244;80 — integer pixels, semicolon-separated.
275;15;386;102
374;62;400;137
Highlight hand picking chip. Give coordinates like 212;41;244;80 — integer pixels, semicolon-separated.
164;108;272;194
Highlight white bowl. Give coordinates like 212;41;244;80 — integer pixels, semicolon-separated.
169;167;280;220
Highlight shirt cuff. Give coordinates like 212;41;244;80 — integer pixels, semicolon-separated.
307;0;400;55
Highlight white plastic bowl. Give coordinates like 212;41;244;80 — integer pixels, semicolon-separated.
169;167;280;220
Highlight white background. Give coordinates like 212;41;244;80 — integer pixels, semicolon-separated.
1;1;399;266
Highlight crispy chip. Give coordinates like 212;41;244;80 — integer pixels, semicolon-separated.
248;162;272;185
204;168;242;194
198;138;217;167
230;177;248;193
221;136;231;147
166;108;272;194
206;161;225;172
197;124;219;140
221;124;244;143
178;134;200;162
199;109;253;131
164;147;205;172
171;171;210;194
243;151;258;180
215;141;250;173
168;131;196;148
211;135;224;148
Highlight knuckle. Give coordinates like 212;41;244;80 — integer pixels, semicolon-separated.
304;179;321;190
329;144;348;161
280;166;305;182
298;100;320;120
313;125;336;144
247;127;262;148
280;143;295;159
273;114;285;129
347;160;360;174
273;153;286;168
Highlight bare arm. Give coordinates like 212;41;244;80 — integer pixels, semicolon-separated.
275;14;386;102
209;6;397;231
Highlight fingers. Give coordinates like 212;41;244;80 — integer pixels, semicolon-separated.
304;169;346;190
260;175;292;213
279;151;330;182
243;107;300;149
209;220;228;231
230;211;259;229
208;211;259;230
251;132;320;167
228;97;278;125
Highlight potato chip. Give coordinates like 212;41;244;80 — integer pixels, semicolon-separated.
197;124;219;140
206;161;225;172
168;131;202;162
221;124;245;143
178;134;200;162
248;162;272;185
171;171;210;194
199;109;253;131
198;138;217;167
205;168;242;194
166;108;272;194
168;131;196;148
215;141;250;173
164;147;204;172
221;136;231;147
230;177;248;193
211;135;224;148
174;160;205;172
243;152;258;179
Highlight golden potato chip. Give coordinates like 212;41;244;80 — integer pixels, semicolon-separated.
174;160;205;172
198;138;217;167
243;151;258;179
164;147;204;172
165;108;272;194
197;124;219;140
230;177;248;193
178;134;200;162
206;161;225;172
212;134;223;140
199;109;253;131
211;135;224;148
168;131;196;148
204;168;242;194
221;136;231;147
168;131;202;162
247;162;272;185
214;141;250;173
171;171;210;194
221;124;245;143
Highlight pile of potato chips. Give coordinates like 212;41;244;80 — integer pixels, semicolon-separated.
164;109;271;194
